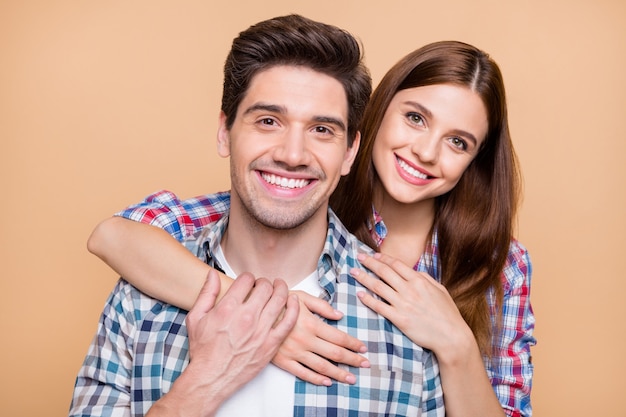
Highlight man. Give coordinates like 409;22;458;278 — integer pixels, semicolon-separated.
69;14;444;416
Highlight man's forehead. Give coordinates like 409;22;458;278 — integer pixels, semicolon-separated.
238;65;349;123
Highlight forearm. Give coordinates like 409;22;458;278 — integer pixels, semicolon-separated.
146;363;224;417
88;217;232;310
436;330;504;417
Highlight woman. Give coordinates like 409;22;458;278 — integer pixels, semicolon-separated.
89;41;535;416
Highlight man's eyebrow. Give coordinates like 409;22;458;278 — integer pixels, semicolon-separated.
242;103;285;116
313;116;346;132
243;102;347;132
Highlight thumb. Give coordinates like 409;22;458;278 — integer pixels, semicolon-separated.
189;269;221;315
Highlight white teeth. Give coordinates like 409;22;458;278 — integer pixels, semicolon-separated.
397;158;428;180
261;173;310;189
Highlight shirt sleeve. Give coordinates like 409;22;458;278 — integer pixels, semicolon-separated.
488;240;536;417
114;190;230;242
68;280;137;417
421;351;446;416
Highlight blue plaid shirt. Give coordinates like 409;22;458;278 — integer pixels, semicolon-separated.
70;191;445;417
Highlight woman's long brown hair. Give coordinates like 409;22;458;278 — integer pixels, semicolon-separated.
330;41;520;355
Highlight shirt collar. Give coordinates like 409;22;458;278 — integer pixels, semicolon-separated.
369;205;441;280
316;208;363;301
369;206;387;247
188;208;361;299
184;214;230;271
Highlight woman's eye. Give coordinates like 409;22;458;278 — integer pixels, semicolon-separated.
407;112;424;125
450;137;467;150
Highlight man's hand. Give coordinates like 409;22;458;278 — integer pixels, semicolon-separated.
147;270;299;417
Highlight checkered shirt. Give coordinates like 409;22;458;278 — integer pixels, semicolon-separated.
372;208;536;417
69;190;445;416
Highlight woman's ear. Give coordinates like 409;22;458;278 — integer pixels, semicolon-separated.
216;111;231;158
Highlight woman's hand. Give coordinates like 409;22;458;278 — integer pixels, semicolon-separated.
351;252;471;357
352;253;507;417
271;291;370;386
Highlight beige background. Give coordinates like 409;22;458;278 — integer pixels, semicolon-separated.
1;0;624;416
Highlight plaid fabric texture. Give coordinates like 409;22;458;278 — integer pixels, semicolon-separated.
69;190;445;416
374;209;536;417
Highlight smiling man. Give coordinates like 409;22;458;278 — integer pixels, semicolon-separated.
69;14;444;417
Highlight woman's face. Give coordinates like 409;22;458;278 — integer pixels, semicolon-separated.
372;83;489;206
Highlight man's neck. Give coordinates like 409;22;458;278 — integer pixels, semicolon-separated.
220;204;328;288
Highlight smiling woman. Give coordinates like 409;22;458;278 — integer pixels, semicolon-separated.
331;41;534;417
371;84;488;207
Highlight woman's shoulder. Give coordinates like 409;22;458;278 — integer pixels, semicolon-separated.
501;238;532;294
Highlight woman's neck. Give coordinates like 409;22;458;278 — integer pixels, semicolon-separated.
374;186;436;267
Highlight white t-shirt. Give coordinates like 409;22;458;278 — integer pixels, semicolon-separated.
213;245;322;417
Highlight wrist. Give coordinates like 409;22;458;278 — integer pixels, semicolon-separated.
435;323;480;368
152;362;223;417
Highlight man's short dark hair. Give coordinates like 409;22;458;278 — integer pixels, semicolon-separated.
221;14;371;146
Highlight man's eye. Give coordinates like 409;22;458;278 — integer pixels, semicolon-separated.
315;126;331;134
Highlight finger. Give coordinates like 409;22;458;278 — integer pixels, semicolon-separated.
350;267;398;304
255;279;291;329
372;252;422;279
270;293;299;338
292;349;361;384
356;253;407;291
295;290;343;320
311;319;367;355
189;269;221;316
305;326;369;368
225;272;260;303
272;354;333;386
356;290;397;321
244;277;283;317
367;253;447;297
295;295;366;354
284;305;369;369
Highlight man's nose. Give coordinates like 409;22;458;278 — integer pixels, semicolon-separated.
272;129;312;167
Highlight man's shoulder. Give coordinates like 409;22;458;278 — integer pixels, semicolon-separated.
181;190;231;207
165;190;231;219
327;209;376;254
105;278;188;325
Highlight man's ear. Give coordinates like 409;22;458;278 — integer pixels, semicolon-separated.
216;111;231;158
340;131;361;176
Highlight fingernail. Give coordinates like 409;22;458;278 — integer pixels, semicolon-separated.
360;360;370;368
359;345;368;353
357;253;365;261
322;378;332;386
345;374;357;384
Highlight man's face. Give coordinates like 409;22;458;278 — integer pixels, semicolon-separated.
218;65;359;231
